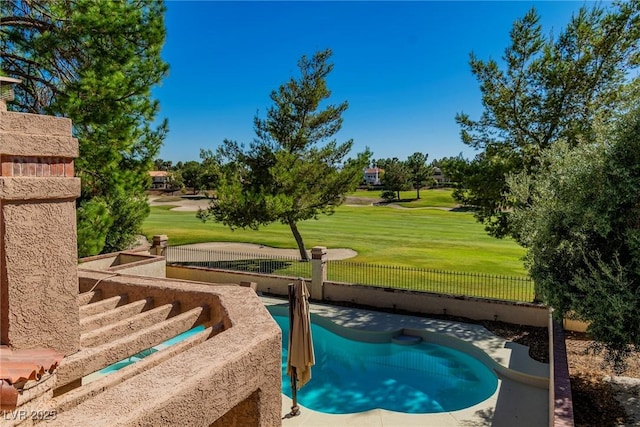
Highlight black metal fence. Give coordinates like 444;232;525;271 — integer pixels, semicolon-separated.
166;246;535;303
326;260;535;302
166;246;312;279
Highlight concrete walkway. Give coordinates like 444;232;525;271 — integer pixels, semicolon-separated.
262;296;549;426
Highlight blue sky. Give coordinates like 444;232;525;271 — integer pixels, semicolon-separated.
155;1;594;165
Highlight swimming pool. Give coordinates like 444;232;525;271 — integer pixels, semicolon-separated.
272;314;498;414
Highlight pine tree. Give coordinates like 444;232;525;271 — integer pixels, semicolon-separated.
456;3;640;238
1;0;169;256
198;49;370;260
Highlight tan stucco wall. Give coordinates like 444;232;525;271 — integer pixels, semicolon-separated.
1;108;282;425
78;255;119;270
0;177;80;200
0;110;80;355
50;272;282;427
324;282;549;327
116;253;151;264
79;252;166;278
1;201;80;353
212;391;261;427
106;259;166;278
0;111;75;142
167;265;296;293
166;265;550;328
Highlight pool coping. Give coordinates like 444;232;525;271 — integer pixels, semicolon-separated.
263;296;550;426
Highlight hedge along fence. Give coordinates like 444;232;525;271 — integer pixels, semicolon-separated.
166;246;535;303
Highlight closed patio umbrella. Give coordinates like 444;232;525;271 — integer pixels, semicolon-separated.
287;278;315;416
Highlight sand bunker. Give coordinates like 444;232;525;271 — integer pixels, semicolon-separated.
178;242;357;261
149;197;357;260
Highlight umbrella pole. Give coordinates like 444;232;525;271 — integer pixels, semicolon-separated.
288;284;300;416
290;367;299;416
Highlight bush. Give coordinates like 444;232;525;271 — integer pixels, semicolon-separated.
381;190;396;202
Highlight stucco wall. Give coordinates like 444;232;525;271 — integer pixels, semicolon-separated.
166;263;595;332
324;281;549;327
79;252;166;278
166;265;550;328
2;201;80;353
0;110;80;355
107;259;166;278
50;272;282;427
167;265;296;292
0;106;282;426
78;255;119;270
0;111;76;146
106;256;166;278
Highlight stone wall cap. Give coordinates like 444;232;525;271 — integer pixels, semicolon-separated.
0;177;81;200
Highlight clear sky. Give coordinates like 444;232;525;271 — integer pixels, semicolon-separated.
155;1;594;165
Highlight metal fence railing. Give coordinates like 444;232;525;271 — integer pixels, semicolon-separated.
166;246;535;303
326;260;535;302
166;246;312;279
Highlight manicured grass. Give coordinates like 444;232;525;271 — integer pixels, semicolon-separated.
348;189;458;208
143;204;527;277
395;190;458;208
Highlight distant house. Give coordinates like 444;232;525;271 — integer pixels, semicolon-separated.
363;167;384;185
432;167;449;185
149;170;170;190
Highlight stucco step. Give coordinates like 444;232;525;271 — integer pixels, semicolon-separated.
56;305;209;388
53;325;214;413
81;302;180;348
80;298;154;334
78;289;102;306
79;294;127;318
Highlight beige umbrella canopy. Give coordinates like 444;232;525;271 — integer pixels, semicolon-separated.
287;278;315;416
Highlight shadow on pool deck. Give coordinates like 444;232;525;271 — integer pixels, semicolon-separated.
263;296;549;427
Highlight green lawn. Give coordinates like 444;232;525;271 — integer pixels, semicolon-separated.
348;188;458;208
143;203;527;277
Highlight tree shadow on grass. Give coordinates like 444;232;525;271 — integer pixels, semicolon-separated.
374;198;416;206
449;206;476;212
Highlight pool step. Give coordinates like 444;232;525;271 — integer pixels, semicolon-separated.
392;334;422;345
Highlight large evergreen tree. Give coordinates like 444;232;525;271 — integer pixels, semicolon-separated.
456;2;640;238
471;1;640;369
1;0;168;256
198;49;370;260
509;108;640;371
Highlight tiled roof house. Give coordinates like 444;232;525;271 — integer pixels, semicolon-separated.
149;170;171;190
363;167;383;185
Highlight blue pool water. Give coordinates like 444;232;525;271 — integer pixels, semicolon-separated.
273;314;498;414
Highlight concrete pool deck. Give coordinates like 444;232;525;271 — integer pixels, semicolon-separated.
262;296;549;426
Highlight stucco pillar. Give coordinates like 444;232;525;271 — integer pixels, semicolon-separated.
150;234;168;256
0;93;81;355
310;246;327;301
